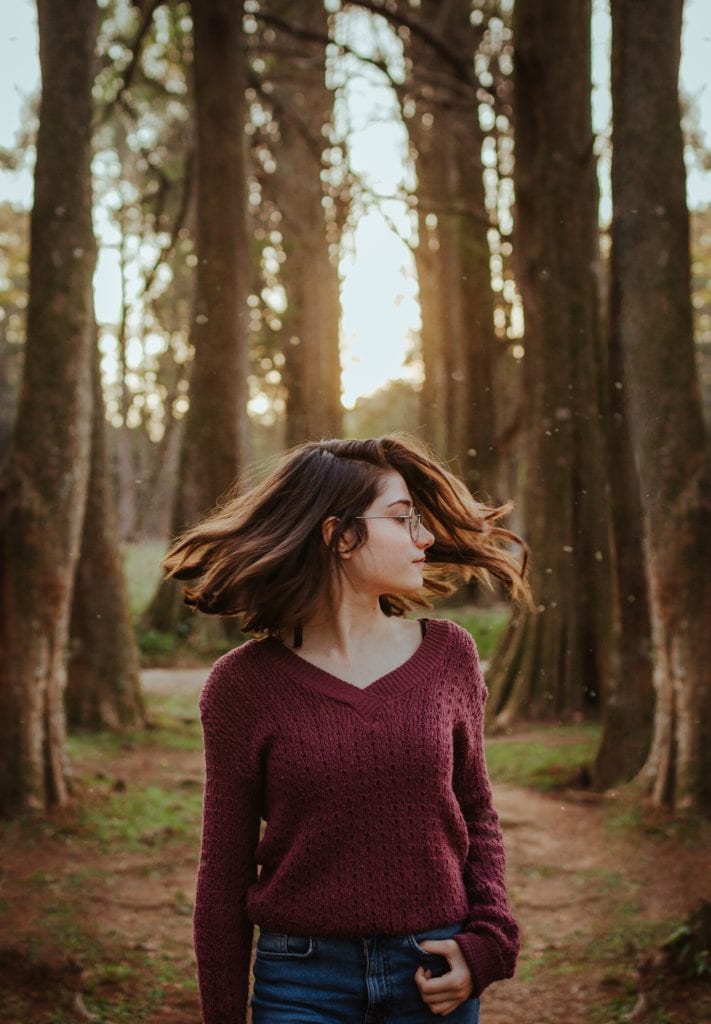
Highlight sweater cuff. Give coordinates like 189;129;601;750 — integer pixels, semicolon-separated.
453;931;507;998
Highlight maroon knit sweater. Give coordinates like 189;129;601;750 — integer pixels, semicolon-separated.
193;617;519;1024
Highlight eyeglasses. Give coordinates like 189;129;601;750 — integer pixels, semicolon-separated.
355;505;423;543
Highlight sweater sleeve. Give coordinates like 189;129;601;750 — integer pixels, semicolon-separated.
450;635;520;998
193;662;261;1024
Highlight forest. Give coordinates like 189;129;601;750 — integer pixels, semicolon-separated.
0;1;710;1022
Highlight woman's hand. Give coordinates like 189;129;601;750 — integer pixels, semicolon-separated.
413;938;474;1016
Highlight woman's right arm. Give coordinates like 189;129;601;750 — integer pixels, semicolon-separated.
193;668;261;1024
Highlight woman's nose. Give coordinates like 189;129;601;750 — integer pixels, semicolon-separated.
418;526;435;549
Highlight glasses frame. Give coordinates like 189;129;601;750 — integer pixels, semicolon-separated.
355;505;423;543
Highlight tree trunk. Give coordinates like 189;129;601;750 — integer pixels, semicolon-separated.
262;0;343;446
610;0;711;812
66;332;145;731
145;0;249;632
281;224;342;446
590;243;655;788
486;0;614;726
407;0;499;498
0;0;97;814
115;215;138;540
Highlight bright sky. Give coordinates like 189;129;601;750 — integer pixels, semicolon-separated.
1;0;710;408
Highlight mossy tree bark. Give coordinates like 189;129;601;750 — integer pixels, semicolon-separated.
406;0;499;499
146;0;249;634
0;0;98;813
610;0;711;812
485;0;614;727
66;333;145;731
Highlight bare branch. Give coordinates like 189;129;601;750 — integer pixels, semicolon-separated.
247;71;326;168
253;10;403;92
97;0;165;125
143;148;196;301
344;0;477;92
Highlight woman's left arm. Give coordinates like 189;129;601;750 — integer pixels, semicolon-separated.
448;639;520;998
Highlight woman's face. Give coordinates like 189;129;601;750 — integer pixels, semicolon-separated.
342;470;434;596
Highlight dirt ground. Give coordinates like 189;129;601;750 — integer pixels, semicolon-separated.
0;669;709;1024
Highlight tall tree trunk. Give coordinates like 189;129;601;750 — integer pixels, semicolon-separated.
133;399;184;540
486;0;614;726
0;0;97;814
66;332;145;730
263;0;343;446
611;0;711;813
146;0;249;632
280;224;342;446
115;213;138;540
407;0;499;497
591;246;655;788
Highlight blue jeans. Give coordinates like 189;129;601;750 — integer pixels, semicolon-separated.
251;920;481;1023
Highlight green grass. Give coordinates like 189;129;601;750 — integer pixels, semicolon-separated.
591;915;676;961
604;797;708;846
66;689;202;761
2;689;203;857
35;899;100;959
75;782;202;852
485;723;601;791
69;689;202;852
39;946;193;1024
1;687;202;1024
3;779;203;856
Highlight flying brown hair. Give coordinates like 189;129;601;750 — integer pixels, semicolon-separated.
161;434;531;635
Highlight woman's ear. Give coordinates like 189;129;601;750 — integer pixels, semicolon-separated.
321;516;355;557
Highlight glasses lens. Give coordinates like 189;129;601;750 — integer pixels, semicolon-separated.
409;508;421;542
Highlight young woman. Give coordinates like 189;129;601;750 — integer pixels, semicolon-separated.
162;435;530;1024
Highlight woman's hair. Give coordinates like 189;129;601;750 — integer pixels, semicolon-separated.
161;434;531;634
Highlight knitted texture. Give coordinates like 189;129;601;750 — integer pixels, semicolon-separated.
193;617;519;1024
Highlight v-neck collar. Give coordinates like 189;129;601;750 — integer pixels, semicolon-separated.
262;617;452;716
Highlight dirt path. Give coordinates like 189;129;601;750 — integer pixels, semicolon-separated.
1;669;708;1024
482;782;708;1023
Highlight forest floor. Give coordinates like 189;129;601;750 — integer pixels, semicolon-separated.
0;668;709;1024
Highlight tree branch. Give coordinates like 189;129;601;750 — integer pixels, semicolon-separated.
143;148;196;302
344;0;477;92
98;0;165;125
253;10;403;92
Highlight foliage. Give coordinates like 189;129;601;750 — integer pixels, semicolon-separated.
343;377;421;437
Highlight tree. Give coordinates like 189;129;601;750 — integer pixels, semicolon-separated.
485;0;614;726
589;277;655;788
254;1;343;446
0;0;98;813
146;0;249;632
404;0;499;499
610;0;711;812
179;0;249;516
66;331;145;730
93;0;196;542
